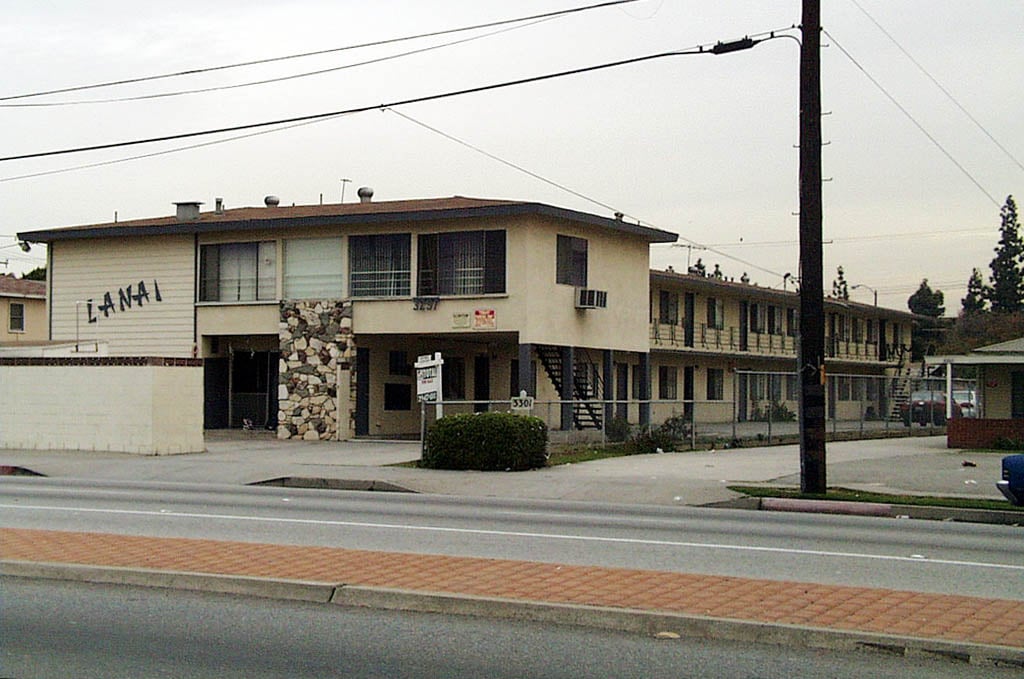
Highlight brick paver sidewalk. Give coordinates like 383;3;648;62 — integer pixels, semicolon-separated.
2;527;1023;651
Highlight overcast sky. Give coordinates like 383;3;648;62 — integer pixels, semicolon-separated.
1;1;1021;313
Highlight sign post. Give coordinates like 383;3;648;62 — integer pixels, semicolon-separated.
415;352;444;419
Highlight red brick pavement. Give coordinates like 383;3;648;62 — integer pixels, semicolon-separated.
2;528;1022;650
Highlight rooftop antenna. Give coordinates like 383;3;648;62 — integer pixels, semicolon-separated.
340;178;352;203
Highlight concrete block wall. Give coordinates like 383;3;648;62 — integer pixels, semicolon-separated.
0;357;204;454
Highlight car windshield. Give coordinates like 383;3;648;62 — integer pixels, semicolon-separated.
910;391;944;401
952;391;975;403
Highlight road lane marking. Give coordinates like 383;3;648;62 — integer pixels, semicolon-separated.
1;502;1022;573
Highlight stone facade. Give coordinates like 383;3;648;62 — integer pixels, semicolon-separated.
278;300;356;440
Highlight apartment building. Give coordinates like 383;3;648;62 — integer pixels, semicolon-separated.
0;274;46;343
19;194;676;439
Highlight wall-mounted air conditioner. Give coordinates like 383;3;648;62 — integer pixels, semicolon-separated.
575;288;608;309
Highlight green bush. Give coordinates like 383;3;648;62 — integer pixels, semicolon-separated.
749;401;797;422
628;424;679;454
421;412;548;471
991;437;1024;451
605;417;631;442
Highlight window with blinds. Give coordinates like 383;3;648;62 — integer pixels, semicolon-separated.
349;234;411;297
199;241;277;302
283;237;344;299
418;230;505;296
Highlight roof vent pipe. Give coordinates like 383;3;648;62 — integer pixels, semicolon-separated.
357;186;374;203
174;201;202;222
214;197;224;214
264;195;280;207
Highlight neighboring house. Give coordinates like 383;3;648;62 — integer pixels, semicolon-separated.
928;338;1024;447
0;274;46;343
18;194;676;439
17;192;916;440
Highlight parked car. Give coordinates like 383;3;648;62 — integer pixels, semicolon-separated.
952;389;978;418
901;390;962;426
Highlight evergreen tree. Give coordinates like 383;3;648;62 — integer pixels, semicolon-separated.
908;279;945;317
19;266;46;281
988;195;1023;312
831;266;849;300
961;268;987;314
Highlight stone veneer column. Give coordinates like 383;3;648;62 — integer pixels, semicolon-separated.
278;300;356;441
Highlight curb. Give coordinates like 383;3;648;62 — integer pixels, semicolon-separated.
4;560;1022;668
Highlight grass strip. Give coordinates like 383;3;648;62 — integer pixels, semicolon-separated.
728;485;1023;512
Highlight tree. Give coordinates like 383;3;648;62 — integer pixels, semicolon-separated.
907;278;945;317
961;268;987;314
831;266;849;300
20;266;46;281
987;195;1023;312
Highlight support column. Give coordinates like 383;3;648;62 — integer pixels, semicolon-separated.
638;353;651;427
560;345;575;431
603;349;614;428
517;343;534;396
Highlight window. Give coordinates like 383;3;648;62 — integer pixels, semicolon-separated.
9;302;25;332
852;318;864;343
658;366;677;399
706;298;724;330
658;290;679;325
706;368;724;401
418;231;505;296
388;350;410;376
199;242;276;302
350;234;411;297
749;303;764;333
785;374;799;400
384;383;412;411
867;319;878;343
556;235;587;287
283;238;343;298
786;308;798;337
767;306;783;335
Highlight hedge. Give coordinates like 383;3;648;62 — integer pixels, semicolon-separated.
421;412;548;471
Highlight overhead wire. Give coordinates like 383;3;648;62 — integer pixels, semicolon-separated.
0;0;640;102
823;28;999;207
1;27;802;164
1;18;556;107
847;0;1023;173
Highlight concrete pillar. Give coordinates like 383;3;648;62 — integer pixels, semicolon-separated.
638;353;651;427
561;345;575;431
517;343;534;396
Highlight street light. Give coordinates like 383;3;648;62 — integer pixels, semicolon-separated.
851;284;877;306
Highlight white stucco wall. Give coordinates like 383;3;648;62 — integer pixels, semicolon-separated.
0;359;204;454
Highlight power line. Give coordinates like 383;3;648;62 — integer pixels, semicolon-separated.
823;28;999;207
847;0;1023;173
1;0;639;102
1;18;554;108
2;36;786;163
702;227;996;248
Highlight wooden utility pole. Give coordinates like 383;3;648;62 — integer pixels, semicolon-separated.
799;0;827;493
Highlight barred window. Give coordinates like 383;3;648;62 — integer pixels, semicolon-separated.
349;234;411;297
418;230;505;296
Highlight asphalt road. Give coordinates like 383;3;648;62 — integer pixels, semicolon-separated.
2;477;1022;600
3;578;1018;679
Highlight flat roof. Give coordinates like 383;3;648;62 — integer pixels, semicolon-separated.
18;196;679;245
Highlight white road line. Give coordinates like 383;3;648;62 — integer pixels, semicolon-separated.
2;503;1022;573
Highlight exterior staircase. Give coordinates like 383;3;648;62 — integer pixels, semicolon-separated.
535;345;603;430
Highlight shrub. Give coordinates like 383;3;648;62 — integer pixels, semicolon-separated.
605;417;631;442
421;412;548;471
749;401;797;422
991;437;1024;451
627;424;679;455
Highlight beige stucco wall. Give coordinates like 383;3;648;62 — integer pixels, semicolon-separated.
50;236;196;356
0;362;204;454
980;365;1012;419
1;296;46;342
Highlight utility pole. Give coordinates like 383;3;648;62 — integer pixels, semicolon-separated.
798;0;827;494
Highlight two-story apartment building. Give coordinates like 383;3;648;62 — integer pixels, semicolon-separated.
647;269;916;425
19;194;677;440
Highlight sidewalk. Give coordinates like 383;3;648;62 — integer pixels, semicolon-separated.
2;527;1022;665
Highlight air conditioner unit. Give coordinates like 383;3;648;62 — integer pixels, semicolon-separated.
575;288;608;309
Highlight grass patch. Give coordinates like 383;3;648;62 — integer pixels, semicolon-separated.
728;485;1023;512
547;443;636;466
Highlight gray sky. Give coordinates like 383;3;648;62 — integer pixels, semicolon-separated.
1;1;1021;313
